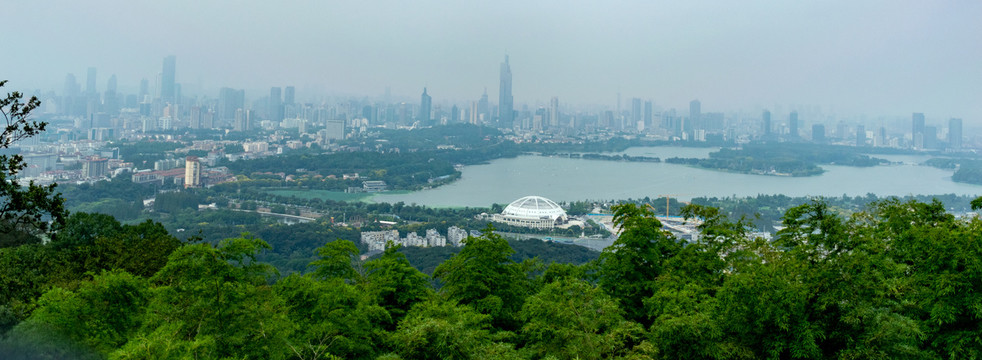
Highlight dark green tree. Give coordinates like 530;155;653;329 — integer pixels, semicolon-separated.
364;244;432;324
869;199;981;358
117;235;291;359
433;225;529;330
275;273;388;360
388;298;521;360
596;203;681;323
12;270;149;355
311;239;362;282
520;277;646;359
0;80;66;246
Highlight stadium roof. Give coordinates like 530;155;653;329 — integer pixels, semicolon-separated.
502;196;567;220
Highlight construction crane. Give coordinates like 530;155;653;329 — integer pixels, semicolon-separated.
657;194;688;217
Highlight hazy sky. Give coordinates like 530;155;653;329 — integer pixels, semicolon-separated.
4;1;980;120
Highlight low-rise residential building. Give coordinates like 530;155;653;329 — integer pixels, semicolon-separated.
363;180;388;192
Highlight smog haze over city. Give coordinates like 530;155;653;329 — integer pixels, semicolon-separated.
7;2;982;358
5;0;981;119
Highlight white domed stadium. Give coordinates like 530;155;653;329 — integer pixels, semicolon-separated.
492;196;569;229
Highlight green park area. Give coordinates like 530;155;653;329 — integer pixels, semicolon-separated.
265;189;375;203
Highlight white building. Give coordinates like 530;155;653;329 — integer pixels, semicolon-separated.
361;230;400;252
425;229;446;247
184;156;201;188
447;226;468;247
242;141;269;153
492;195;569;229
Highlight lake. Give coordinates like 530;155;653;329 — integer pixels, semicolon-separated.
372;146;982;207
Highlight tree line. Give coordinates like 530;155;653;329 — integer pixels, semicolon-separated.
3;197;981;358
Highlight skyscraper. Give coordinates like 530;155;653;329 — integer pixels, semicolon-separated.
789;111;799;139
856;125;866;147
812;124;825;143
218;87;245;123
269;87;282;121
689;99;701;130
451;105;460;124
233;109;251;132
139;78;149;99
762;110;772;138
419;88;432;125
912;112;925;149
923;126;938;149
549;97;560;128
284;86;295;105
106;74;117;94
643;101;653;128
62;73;80;116
86;67;97;95
161;56;176;103
104;74;118;115
470;101;479;125
949;118;963;150
190;106;202;129
498;56;513;129
631;98;642;129
477;89;489;123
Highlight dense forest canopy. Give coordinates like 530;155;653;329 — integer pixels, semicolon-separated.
2;197;981;359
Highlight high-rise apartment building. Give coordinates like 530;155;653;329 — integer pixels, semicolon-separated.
498;56;513;129
185;156;201;188
190;106;202;129
470;101;479;125
324;119;345;140
83;157;108;179
233;109;252;132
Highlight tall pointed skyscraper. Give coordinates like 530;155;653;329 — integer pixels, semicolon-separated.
419;87;432;125
498;55;513;129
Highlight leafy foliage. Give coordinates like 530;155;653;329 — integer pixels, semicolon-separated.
2;195;982;359
0;80;66;246
434;225;530;330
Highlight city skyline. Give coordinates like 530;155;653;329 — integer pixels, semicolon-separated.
3;1;980;120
